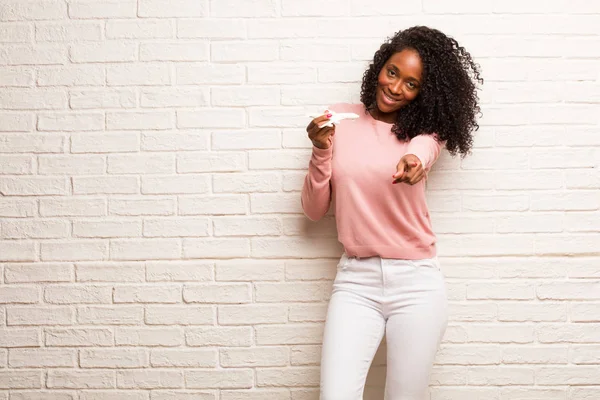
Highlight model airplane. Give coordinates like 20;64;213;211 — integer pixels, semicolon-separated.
309;109;360;129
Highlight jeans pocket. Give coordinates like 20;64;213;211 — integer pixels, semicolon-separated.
411;257;441;271
337;253;351;270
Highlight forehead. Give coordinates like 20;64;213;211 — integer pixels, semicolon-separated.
386;49;423;77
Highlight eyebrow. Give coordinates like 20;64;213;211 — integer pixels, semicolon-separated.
388;63;421;84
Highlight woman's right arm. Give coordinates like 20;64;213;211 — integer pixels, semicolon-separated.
300;113;336;221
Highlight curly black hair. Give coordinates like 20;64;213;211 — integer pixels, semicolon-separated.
360;26;483;157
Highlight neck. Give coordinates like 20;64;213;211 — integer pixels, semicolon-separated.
369;107;396;123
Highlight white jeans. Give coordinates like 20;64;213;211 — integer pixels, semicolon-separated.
320;253;448;400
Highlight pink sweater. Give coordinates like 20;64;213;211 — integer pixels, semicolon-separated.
301;103;443;260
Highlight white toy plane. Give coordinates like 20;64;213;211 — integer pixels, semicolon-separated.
309;109;359;129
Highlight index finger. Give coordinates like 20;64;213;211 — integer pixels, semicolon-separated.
308;114;332;131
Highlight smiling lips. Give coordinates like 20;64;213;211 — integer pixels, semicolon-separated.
382;90;402;106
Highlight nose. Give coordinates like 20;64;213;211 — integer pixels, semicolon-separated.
389;80;403;95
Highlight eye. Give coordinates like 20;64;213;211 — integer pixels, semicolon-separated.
407;81;417;89
387;69;396;77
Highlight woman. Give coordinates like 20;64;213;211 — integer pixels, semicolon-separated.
301;26;483;399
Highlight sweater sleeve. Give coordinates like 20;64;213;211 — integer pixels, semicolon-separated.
404;134;444;172
301;145;333;222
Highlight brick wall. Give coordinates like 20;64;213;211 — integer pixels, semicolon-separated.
0;0;599;399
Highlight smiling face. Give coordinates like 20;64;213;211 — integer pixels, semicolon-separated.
374;48;423;121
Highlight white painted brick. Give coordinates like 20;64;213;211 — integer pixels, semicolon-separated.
184;284;251;304
143;217;210;237
177;152;245;173
139;0;207;17
563;212;600;232
108;154;175;174
285;260;336;281
107;20;173;39
0;23;32;43
502;346;569;364
68;0;137;19
151;392;215;400
281;0;348;16
430;215;494;234
248;64;316;85
109;197;175;216
210;0;277;17
35;22;102;42
566;170;600;189
249;150;310;170
467;324;535;343
44;285;112;304
498;303;567;322
0;113;33;131
0;66;33;87
141;89;209;108
570;303;600;322
500;388;566;400
9;348;75;368
496;214;563;233
289;304;327;322
141;131;208;151
2;220;69;239
220;347;288;367
570;345;600;364
176;64;244;85
531;191;599;211
115;327;183;346
41;240;107;261
255;283;331;302
282;85;353;106
141;42;208;62
281;41;350;62
462;194;529;212
71;133;139;153
69;42;136;63
538;323;600;343
0;286;39;303
0;328;40;347
467;366;534;385
186;370;253;389
40;198;107;217
4;263;73;283
535;234;600;255
250;193;302;214
351;0;420;15
77;306;144;325
183;238;250;258
186;326;252;347
113;284;181;304
255;324;324;345
0;177;67;196
536;366;600;385
213;173;281;193
178;19;245;39
0;89;66;110
107;111;173;131
0;0;66;21
81;348;148;368
251;237;343;258
0;370;41;389
212;130;280;150
218;305;287;325
45;328;113;347
1;44;67;65
76;262;144;282
36;65;105;86
213;217;281;236
38;112;104;132
0;199;36;217
107;64;171;86
117;369;185;389
146;305;213;325
448;303;497;322
248;107;315;128
177;109;245;129
47;370;115;389
8;306;72;326
212;86;279;107
0;155;33;174
70;89;137;109
435;345;501;365
179;195;246;215
146;260;213;282
151;349;216;368
73;176;139;195
73;219;142;238
142;175;209;194
110;239;181;261
291;345;321;365
212;41;278;62
38;155;105;175
221;390;289;400
216;260;284;282
537;281;600;300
